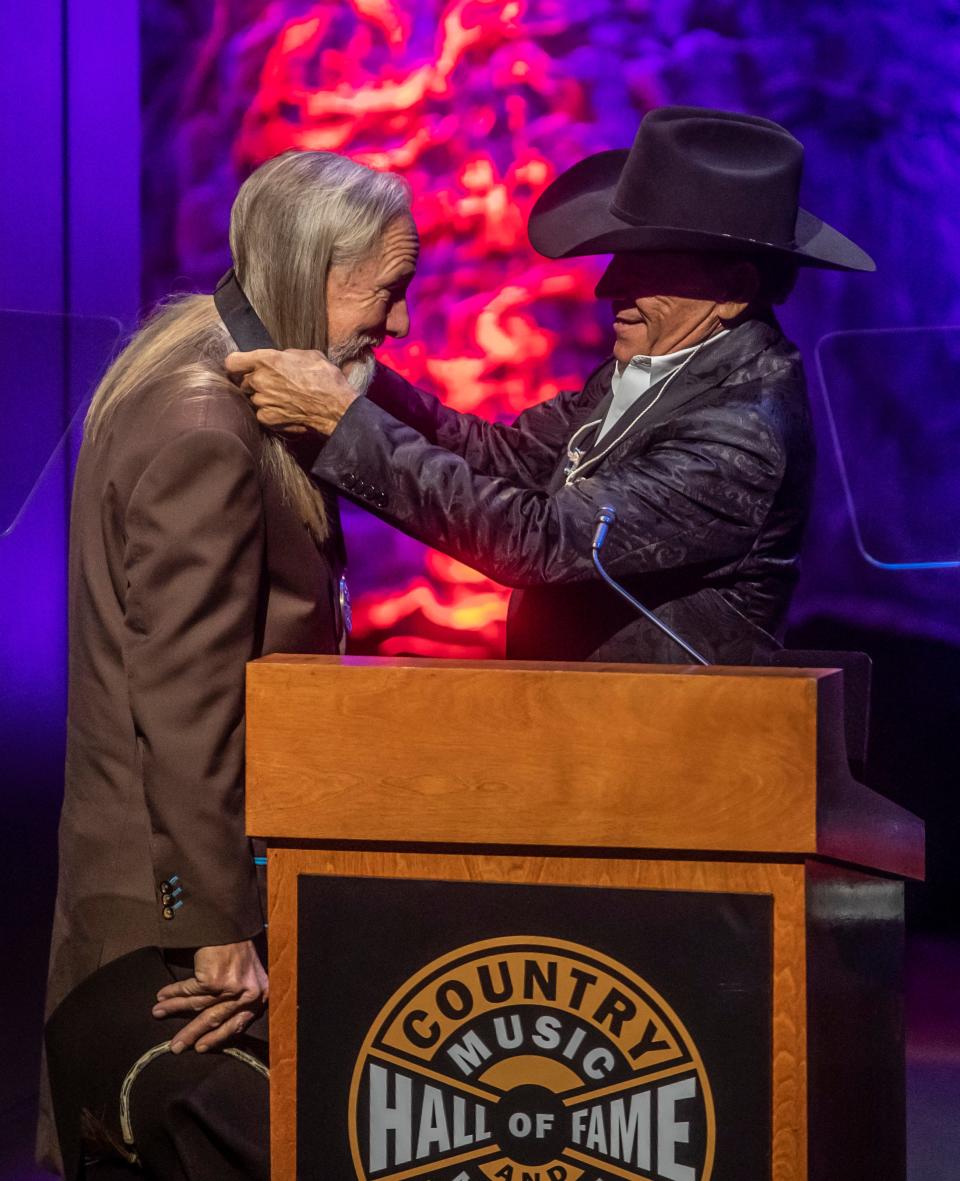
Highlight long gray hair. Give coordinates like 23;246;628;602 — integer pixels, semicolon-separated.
84;151;411;542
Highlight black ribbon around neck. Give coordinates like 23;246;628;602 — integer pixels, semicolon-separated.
213;268;277;351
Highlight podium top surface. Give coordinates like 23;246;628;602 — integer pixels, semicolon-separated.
253;653;839;676
245;656;923;879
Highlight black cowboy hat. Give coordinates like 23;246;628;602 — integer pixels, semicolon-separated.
528;105;875;272
46;948;268;1180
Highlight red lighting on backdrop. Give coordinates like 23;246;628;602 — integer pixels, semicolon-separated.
231;0;616;655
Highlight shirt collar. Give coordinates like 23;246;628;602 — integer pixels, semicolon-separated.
613;328;730;390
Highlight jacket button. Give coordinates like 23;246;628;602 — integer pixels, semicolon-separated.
342;473;357;489
159;880;172;893
162;906;175;920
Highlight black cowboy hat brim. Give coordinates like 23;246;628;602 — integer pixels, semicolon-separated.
529;150;875;272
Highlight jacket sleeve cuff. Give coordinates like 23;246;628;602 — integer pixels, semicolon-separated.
152;858;264;949
312;396;399;511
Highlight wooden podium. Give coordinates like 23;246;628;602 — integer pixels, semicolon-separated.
246;656;923;1181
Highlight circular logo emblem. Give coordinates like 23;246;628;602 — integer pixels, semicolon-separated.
349;937;715;1181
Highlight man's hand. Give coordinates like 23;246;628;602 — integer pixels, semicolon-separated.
152;940;268;1054
225;348;357;436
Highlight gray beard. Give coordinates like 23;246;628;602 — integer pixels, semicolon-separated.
328;339;376;396
344;351;375;395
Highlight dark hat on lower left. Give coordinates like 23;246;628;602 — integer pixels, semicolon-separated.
45;947;268;1181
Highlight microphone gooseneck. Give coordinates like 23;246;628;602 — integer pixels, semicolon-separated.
591;504;710;666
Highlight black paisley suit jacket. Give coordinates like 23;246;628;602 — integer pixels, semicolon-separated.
312;317;815;665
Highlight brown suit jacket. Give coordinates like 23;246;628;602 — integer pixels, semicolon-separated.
45;380;344;1022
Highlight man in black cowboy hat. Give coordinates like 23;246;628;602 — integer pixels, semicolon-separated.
229;106;874;665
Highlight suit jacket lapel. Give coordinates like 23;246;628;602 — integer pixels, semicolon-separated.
567;319;780;482
580;369;672;461
642;319;778;428
545;358;616;493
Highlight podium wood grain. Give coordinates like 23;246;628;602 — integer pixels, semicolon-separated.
248;657;819;848
247;656;922;877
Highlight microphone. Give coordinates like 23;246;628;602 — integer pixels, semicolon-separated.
592;503;616;552
591;504;710;666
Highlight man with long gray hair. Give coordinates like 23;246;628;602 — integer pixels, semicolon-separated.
42;151;415;1179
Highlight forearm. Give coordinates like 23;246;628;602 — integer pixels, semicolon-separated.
124;428;266;946
366;363;564;487
132;728;263;947
312;397;778;589
231;347;583;488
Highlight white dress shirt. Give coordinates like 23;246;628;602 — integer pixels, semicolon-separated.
597;329;730;442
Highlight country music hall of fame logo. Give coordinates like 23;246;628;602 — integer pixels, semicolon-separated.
349;937;715;1181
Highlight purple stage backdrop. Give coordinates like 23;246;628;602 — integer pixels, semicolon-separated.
140;0;960;656
2;9;960;1175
